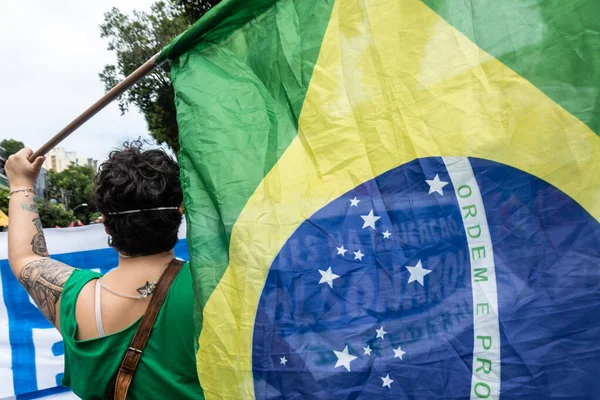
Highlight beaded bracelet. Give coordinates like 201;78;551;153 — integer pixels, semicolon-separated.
7;188;35;199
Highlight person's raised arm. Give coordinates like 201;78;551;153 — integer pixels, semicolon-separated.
6;148;74;329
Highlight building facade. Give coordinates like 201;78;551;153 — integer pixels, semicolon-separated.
43;148;70;173
43;148;98;173
77;157;98;171
0;146;8;188
34;168;46;198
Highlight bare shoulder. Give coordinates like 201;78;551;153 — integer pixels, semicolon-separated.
19;258;75;328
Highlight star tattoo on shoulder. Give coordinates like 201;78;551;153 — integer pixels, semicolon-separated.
137;281;157;297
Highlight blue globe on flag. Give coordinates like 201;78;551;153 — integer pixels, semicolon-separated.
253;157;600;399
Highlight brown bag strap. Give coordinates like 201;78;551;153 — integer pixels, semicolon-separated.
106;258;185;400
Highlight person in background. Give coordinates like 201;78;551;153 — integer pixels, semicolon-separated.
6;142;203;399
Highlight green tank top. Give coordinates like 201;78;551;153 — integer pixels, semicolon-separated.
60;263;204;399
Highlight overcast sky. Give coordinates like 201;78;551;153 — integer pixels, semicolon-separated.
0;0;161;163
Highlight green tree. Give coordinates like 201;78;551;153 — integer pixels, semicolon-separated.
89;211;103;224
37;201;75;228
0;187;9;215
1;190;74;228
46;165;96;224
99;0;220;153
1;139;25;157
175;0;219;24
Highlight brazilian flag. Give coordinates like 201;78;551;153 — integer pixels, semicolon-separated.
158;0;600;398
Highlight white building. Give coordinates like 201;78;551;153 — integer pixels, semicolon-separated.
43;148;69;173
43;148;98;173
77;157;99;171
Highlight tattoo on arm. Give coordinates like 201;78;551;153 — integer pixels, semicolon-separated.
31;217;49;257
21;202;39;213
19;201;49;257
19;259;74;326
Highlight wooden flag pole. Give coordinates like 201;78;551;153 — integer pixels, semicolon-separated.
28;52;161;162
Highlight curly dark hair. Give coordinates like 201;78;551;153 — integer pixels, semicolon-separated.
93;141;183;257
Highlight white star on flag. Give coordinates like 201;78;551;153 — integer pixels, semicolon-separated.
353;249;365;261
319;267;340;288
425;174;449;196
361;209;381;230
376;326;387;340
382;230;391;239
336;245;347;256
405;259;432;286
363;345;372;356
349;197;360;207
280;356;288;365
333;346;357;372
381;374;394;389
393;346;406;360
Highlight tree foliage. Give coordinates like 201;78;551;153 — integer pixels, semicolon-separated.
1;139;25;157
46;165;96;224
99;0;220;153
175;0;219;24
1;188;74;229
37;201;75;228
0;187;9;215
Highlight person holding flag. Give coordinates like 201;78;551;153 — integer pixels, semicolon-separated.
5;143;203;399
